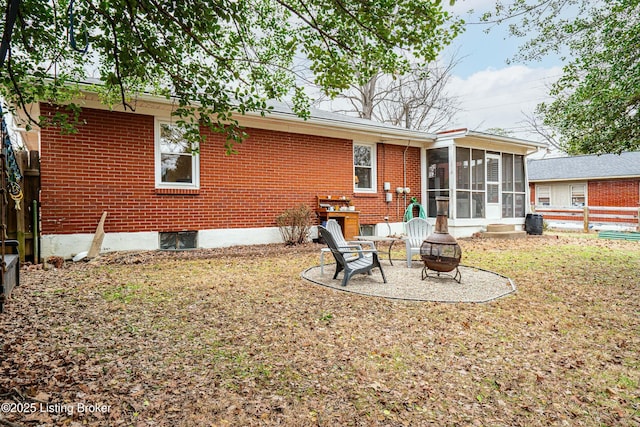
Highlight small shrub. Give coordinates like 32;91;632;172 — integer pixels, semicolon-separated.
276;204;313;246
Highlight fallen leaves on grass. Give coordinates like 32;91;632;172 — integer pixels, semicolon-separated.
1;236;639;426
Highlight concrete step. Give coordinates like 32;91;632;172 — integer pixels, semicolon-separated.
482;224;526;239
486;223;516;233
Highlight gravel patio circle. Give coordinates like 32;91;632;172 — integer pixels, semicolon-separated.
302;262;516;303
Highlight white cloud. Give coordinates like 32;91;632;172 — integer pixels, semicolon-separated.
446;65;562;139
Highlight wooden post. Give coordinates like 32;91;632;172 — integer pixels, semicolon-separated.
87;211;108;259
15;202;24;262
637;208;640;232
583;206;589;233
15;150;27;262
32;199;39;263
26;150;41;262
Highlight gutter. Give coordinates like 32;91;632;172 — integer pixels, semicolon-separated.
241;107;436;143
529;175;640;182
70;88;437;145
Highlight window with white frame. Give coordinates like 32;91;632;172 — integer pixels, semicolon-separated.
354;143;376;192
571;184;586;206
536;185;551;206
155;120;199;188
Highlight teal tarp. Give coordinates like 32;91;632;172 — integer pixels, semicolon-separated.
403;198;426;222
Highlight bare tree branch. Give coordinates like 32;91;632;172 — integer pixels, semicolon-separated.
334;52;463;132
521;111;563;150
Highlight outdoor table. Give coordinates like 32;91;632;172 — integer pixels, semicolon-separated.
354;235;405;266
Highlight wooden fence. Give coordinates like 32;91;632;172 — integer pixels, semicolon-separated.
532;205;640;232
6;150;40;263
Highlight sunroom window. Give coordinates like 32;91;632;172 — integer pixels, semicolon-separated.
471;149;485;218
427;147;450;217
454;147;485;218
456;147;470;218
501;153;526;217
155;120;199;188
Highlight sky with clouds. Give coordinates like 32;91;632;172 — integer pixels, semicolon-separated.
441;0;564;141
310;0;567;144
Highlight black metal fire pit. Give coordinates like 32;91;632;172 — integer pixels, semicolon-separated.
420;197;462;283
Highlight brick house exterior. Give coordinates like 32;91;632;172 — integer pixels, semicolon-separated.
40;105;422;234
586;179;640;208
528;153;640;229
24;92;543;258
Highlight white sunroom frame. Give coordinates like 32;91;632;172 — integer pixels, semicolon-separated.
420;130;545;238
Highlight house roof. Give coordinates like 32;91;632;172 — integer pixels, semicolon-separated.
239;100;438;146
527;151;640;181
436;128;546;155
16;86;544;152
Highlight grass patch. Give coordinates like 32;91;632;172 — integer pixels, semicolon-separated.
1;236;639;426
101;282;142;303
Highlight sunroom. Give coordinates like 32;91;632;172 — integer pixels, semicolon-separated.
421;129;545;237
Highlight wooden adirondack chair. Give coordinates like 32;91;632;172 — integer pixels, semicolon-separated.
318;225;387;287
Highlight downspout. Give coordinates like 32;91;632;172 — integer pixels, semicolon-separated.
403;107;411;208
403;143;409;207
382;142;390;226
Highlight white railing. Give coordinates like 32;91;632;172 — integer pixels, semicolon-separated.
532;205;640;232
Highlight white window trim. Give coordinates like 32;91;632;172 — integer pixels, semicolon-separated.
536;185;551;206
570;183;586;207
154;118;200;189
353;142;377;193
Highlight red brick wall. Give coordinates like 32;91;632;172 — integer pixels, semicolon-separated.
357;143;422;225
588;179;640;207
39;105;421;235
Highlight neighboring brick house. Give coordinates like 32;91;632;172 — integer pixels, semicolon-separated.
528;152;640;230
19;91;543;258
